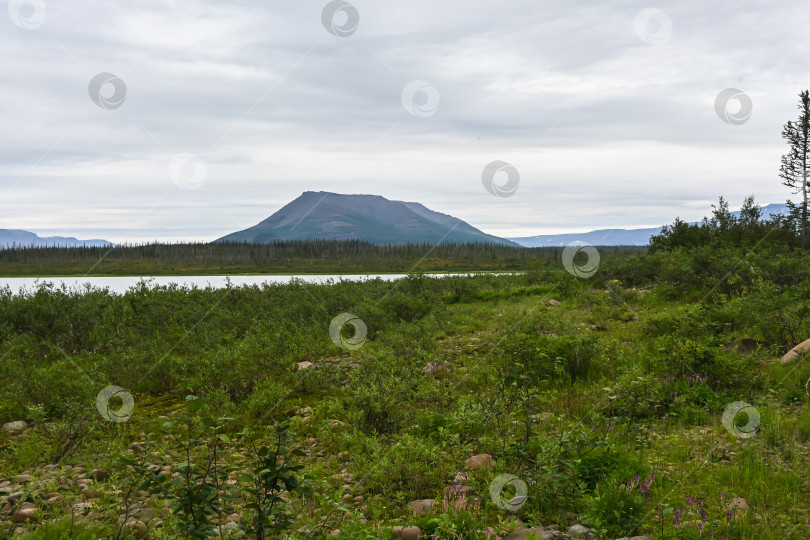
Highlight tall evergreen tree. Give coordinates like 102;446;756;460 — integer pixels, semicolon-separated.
780;90;810;249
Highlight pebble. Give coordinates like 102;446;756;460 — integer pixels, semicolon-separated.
464;454;493;470
392;525;422;539
12;502;36;523
90;469;109;481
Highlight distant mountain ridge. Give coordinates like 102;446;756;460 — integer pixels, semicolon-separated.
509;203;790;247
0;229;113;249
217;192;518;246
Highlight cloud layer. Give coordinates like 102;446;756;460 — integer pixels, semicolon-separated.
1;0;808;242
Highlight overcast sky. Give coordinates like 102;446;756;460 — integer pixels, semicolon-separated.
1;0;808;242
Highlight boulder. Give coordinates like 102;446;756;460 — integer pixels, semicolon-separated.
123;520;148;538
392;525;422;539
464;454;493;470
568;524;593;538
2;421;27;432
12;502;36;523
407;499;436;515
89;469;109;482
781;338;810;364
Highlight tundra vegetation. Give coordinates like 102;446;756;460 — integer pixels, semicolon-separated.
1;198;810;539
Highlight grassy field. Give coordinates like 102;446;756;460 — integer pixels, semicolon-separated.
1;237;810;539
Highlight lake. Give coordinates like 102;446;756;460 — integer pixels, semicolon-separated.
0;274;476;295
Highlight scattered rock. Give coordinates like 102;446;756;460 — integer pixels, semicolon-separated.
547;299;562;306
12;502;36;523
568;524;592;538
90;468;109;481
123;520;148;538
392;525;422;539
2;421;27;432
781;338;810;364
407;499;436;515
297;361;314;370
465;454;494;470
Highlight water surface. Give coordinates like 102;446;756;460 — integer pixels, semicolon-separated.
0;274;470;295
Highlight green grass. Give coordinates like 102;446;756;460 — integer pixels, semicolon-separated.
1;249;810;538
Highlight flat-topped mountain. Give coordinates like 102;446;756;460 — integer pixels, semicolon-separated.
217;192;518;246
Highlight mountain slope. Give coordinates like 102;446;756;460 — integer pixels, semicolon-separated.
217;192;518;246
509;203;790;247
0;229;113;249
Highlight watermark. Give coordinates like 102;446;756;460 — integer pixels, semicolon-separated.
634;8;672;45
562;242;600;279
321;0;359;37
329;313;367;350
401;80;440;118
481;161;519;198
88;73;127;110
96;385;134;423
8;0;47;30
715;88;753;125
721;401;760;439
489;473;528;512
169;153;207;190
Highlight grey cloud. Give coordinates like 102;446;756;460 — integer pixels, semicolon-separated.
0;0;807;242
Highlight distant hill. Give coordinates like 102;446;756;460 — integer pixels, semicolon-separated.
509;203;790;247
216;191;519;246
0;229;113;249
